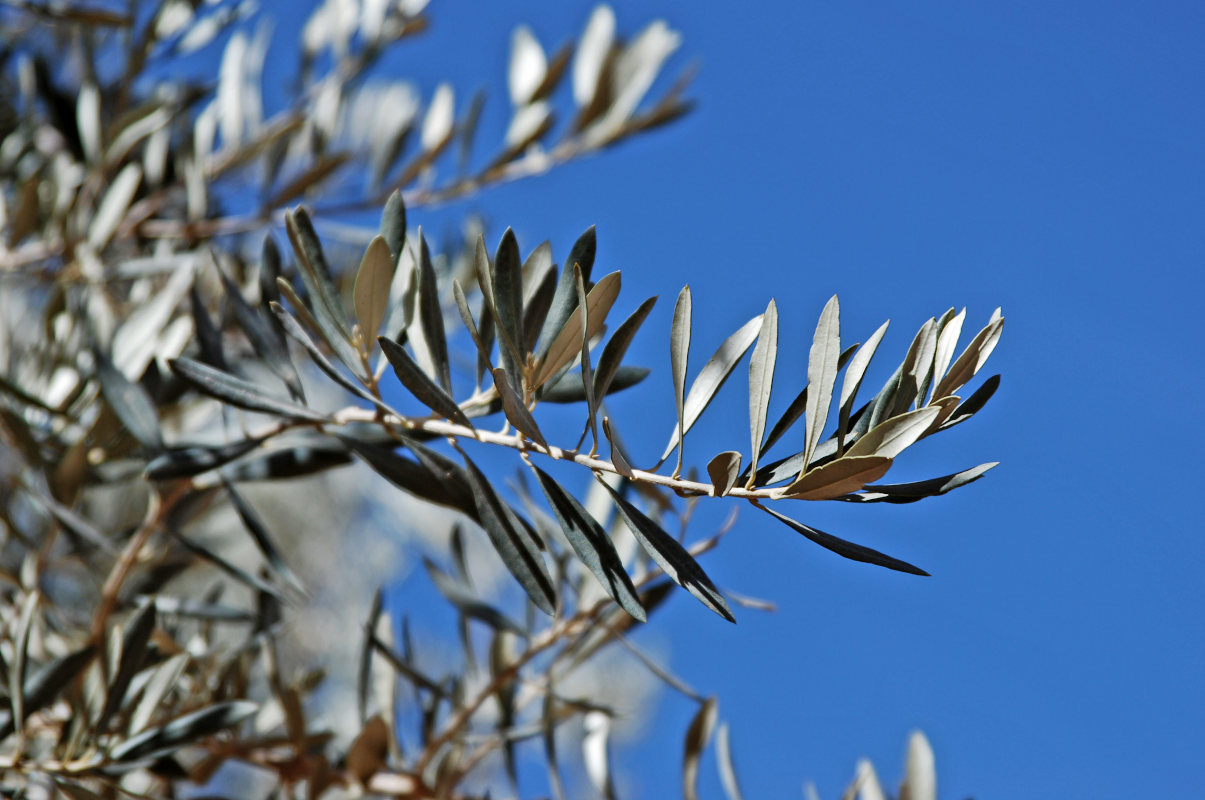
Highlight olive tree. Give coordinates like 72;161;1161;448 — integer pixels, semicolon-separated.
0;1;1001;797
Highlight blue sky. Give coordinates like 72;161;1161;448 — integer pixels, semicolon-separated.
271;1;1205;797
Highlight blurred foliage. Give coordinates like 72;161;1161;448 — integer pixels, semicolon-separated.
0;0;997;797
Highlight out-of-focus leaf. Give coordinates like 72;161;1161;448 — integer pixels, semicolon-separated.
746;299;778;486
492;229;527;395
844;760;887;800
260;235;283;307
509;25;547;106
0;645;96;741
215;441;351;483
777;456;892;501
659;314;763;464
189;286;226;371
573;6;615;112
424;558;525;634
347;716;390;786
542;365;649;403
932;311;1004;399
533;271;621;390
802;294;840;478
492;368;547;448
24;490;115;552
593;295;657;403
380;190;407;265
168;529;286;601
707;451;741;497
168;358;326;422
218;266;304;401
716;722;745;800
599;480;734;622
899;730;937;800
221;477;307;598
536;226;596;358
421;83;455;153
669;285;691;476
88;163;141;249
543;688;568;800
838;320;889;452
109;701;257;763
758;505;928;576
412;230;452;392
354;237;395;347
846;406;941;460
843;462;998;504
358;588;383;726
267;153;349;209
128;652;189;736
11;592;37;739
96;353;163;451
460;453;556;615
379;336;473;428
683;697;718;800
582;710;617;800
531;465;644;621
940;374;1000;430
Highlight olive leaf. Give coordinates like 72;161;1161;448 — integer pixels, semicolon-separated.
802;294;840;478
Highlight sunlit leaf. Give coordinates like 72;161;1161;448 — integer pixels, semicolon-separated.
109;701;258;763
802;295;840;478
940;374;1000;430
599;479;734;622
838;320;889;452
533;271;621;390
846;406;941;460
354;236;396;348
777;456;892;500
716;722;745;800
746;299;778;486
707;451;742;497
602;416;635;478
899;730;937;800
537;226;596;358
669;285;691;476
932;311;1004;399
88;163;141;249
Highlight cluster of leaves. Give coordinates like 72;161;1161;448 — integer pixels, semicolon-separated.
0;0;998;797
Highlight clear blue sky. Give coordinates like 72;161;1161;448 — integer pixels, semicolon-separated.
278;2;1204;797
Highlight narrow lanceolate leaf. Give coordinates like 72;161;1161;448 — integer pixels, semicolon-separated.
109;701;258;763
846;406;942;460
930;308;966;398
452;279;495;375
218;268;304;401
353;236;395;348
746;299;778;487
168;358;326;422
707;451;742;497
843;462;998;504
894;317;938;417
940;374;1000;430
339;435;476;519
900;730;937;800
669;286;692;477
10;592;38;739
88;162;141;249
683;698;718;800
523;261;558;353
221;477;307;597
716;723;745;800
461;453;557;615
598;479;734;622
543;365;650;403
97;603;155;732
758;504;928;575
802;294;840;478
536;225;596;358
838;320;890;452
379;190;407;265
415;231;452;392
777;456;892;500
96;353;164;451
932;311;1004;399
659;314;763;464
379;336;474;429
531;465;645;621
286;209;362;379
0;645;96;741
492;368;548;449
533;271;621;390
424;559;525;634
594;296;657;402
189;286;226;370
358;588;383;724
575;265;601;454
492;229;526;394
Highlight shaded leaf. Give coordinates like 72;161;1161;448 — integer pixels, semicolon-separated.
602;416;634;478
777;456;892;500
536;226;596;358
683;697;718;800
894;317;938;417
542;365;650;403
492;368;547;448
758;504;928;575
221;477;307;598
339;435;476;519
97;603;156;733
109;701;258;763
669;285;691;476
746;299;778;486
189;286;226;371
593;295;657;402
802;295;840;478
707;451;742;497
168;358;326;422
144;438;267;481
424;559;525;634
846;406;942;459
575;265;601;453
598;479;733;622
492;229;526;395
353;236;395;347
0;645;96;741
460;453;556;615
96;353;163;451
940;374;1000;430
843;462;998;504
218;265;304;401
379;190;407;265
659;314;763;464
128;653;189;736
379;336;474;429
531;465;644;621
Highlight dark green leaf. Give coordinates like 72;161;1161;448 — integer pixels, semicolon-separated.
415;230;452;392
491;368;547;448
144;437;266;481
598;479;733;622
168;529;288;601
542;365;650;403
747;299;778;486
659;314;763;465
218;265;303;401
96;353;163;451
380;190;407;265
168;358;326;422
189;286;226;371
536;225;595;358
802;294;840;478
452;279;495;383
339;434;476;518
221;477;307;598
460;453;556;615
843;462;998;503
593;295;657;408
531;465;645;621
379;336;474;429
259;235;283;308
758;504;928;575
217;441;351;482
109;701;258;763
522;242;557;352
492;229;526;395
359;588;383;725
940;374;1000;430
